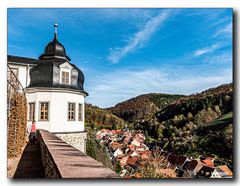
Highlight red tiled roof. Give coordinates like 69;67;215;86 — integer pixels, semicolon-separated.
100;129;110;133
116;154;125;159
126;157;138;166
134;173;142;178
137;150;151;155
141;154;149;159
128;144;136;151
115;129;122;134
111;142;123;149
127;151;133;156
202;159;214;167
218;165;233;176
120;156;129;162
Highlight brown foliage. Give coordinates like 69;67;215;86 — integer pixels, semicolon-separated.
7;92;27;158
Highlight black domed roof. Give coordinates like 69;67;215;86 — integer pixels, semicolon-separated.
39;29;71;61
28;60;88;95
27;24;88;96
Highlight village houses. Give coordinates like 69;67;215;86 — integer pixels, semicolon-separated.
95;129;232;179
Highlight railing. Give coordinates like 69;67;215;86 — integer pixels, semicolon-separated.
7;64;25;114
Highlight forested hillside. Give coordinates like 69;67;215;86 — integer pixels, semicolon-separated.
85;103;125;129
86;83;233;168
134;83;233;168
107;93;184;123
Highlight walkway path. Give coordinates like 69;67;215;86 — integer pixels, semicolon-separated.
14;140;45;178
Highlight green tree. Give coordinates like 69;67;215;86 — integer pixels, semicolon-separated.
112;122;117;130
115;161;122;173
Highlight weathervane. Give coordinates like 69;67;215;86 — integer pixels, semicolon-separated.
54;23;58;35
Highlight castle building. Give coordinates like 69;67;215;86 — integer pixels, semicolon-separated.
7;24;88;153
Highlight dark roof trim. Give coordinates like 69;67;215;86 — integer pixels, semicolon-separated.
8;55;39;65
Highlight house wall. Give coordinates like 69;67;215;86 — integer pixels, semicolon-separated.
26;88;85;133
210;170;221;178
8;64;32;88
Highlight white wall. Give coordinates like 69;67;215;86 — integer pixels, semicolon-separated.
26;89;85;133
8;64;32;88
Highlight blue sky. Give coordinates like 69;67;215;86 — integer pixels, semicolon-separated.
8;8;233;108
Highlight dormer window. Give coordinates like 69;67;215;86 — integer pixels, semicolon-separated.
62;71;69;84
59;62;73;85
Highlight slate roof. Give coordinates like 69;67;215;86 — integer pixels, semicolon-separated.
39;33;71;61
185;160;198;171
8;55;39;65
197;165;215;178
167;154;187;166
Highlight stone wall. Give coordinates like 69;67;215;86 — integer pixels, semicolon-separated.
37;129;120;178
55;132;87;153
36;130;61;178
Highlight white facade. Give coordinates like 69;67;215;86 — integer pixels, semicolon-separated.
26;88;85;133
8;62;86;133
8;64;33;88
8;61;87;135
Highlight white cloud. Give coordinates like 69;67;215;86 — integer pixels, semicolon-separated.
91;9;154;21
107;10;171;64
203;53;232;65
194;44;220;56
85;67;232;108
214;23;232;37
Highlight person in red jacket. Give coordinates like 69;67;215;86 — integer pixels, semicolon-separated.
29;120;36;144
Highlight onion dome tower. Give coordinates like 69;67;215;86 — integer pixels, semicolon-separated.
28;23;88;96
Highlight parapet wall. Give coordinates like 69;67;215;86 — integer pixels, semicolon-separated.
36;129;120;178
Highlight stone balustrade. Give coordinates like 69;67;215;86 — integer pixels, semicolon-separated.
36;129;120;178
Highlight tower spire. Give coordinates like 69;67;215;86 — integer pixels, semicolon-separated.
54;23;58;39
